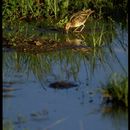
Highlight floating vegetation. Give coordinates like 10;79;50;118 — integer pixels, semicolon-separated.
3;86;17;98
3;94;15;98
3;87;18;92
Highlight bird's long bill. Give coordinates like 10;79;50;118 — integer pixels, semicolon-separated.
90;10;95;14
87;10;95;18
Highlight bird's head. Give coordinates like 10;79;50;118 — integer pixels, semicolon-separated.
86;9;95;17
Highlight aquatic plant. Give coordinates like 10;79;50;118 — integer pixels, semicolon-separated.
91;23;105;47
3;120;14;130
84;19;116;47
100;74;128;108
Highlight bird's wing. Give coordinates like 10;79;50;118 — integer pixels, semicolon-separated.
69;9;94;22
70;12;88;21
70;14;88;25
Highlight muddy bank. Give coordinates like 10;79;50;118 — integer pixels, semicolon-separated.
3;37;93;54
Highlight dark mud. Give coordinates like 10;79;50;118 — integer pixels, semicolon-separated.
3;37;93;54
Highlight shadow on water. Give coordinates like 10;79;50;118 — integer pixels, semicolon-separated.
3;20;128;130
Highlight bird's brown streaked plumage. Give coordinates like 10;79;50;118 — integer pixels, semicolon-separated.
64;9;94;32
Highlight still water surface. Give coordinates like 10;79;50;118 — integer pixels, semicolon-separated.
3;22;128;130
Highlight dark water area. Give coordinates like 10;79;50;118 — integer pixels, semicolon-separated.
3;21;128;130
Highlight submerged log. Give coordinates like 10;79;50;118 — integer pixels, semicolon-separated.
49;81;78;89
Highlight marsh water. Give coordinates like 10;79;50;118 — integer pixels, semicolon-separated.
3;21;128;130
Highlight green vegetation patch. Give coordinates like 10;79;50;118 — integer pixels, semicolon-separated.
100;74;128;108
2;0;128;24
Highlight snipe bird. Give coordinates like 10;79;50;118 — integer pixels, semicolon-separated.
64;9;94;33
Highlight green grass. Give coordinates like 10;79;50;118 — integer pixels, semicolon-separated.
91;23;105;47
2;19;120;53
2;0;128;23
100;74;128;108
84;19;117;47
3;120;14;130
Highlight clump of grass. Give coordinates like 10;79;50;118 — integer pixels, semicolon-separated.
91;22;105;47
2;0;128;23
3;120;14;130
100;74;128;108
56;16;68;28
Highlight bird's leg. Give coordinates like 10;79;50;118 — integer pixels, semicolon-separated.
80;34;85;40
73;26;81;32
79;24;85;32
73;25;85;32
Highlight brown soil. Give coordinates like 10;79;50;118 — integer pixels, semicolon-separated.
3;37;93;54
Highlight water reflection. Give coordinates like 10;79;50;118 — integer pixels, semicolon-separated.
38;20;117;48
101;105;128;130
3;22;128;130
3;34;127;90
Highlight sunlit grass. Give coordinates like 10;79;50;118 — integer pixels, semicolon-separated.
91;23;105;47
3;19;115;47
2;0;127;24
85;20;116;47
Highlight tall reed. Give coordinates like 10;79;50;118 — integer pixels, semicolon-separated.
91;23;105;47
